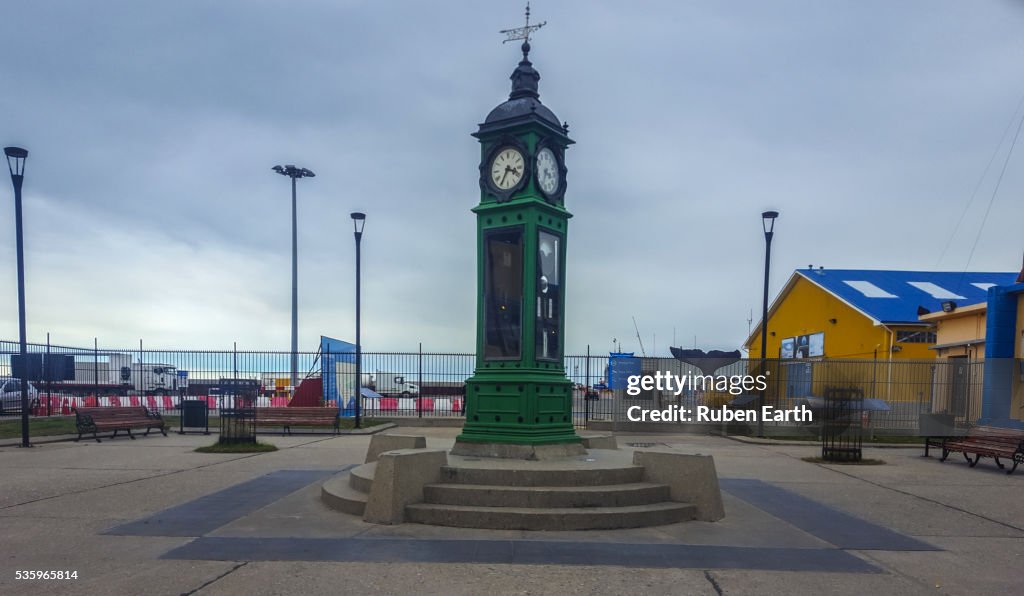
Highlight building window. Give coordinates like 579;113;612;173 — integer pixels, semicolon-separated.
896;330;936;344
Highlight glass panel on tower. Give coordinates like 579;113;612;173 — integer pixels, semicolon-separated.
536;229;561;361
484;227;524;359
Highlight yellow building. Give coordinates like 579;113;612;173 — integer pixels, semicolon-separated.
742;269;1017;414
920;276;1024;429
920;303;987;360
919;303;987;422
744;268;1015;361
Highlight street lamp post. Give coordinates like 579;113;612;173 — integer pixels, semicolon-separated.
350;212;366;429
272;165;315;390
5;146;30;448
758;210;779;438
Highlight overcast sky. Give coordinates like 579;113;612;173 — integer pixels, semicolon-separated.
2;0;1023;355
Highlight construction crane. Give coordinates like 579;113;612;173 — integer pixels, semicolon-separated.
632;316;647;357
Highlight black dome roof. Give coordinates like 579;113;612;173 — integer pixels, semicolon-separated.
482;41;560;129
485;97;559;126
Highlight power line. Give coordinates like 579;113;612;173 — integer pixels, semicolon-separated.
960;104;1024;283
937;91;1024;267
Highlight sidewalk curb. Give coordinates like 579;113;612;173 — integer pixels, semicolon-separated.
0;422;397;447
725;434;923;449
0;433;81;447
336;422;397;435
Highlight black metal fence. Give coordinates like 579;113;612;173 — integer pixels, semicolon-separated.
0;340;990;434
580;356;987;434
0;340;477;420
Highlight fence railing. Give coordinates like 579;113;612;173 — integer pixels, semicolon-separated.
0;340;989;433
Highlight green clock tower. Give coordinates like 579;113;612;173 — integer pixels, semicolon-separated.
452;20;584;459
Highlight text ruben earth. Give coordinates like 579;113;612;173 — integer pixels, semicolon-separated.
626;404;813;423
624;370;812;422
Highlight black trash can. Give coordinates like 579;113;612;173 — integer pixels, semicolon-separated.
181;399;209;434
220;407;256;445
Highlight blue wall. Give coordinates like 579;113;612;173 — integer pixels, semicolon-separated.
981;283;1023;428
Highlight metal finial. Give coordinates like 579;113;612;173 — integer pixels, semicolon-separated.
500;2;546;45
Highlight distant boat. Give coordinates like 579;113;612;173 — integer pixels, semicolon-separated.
669;347;742;376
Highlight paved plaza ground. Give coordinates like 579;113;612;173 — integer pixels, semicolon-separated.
1;427;1022;595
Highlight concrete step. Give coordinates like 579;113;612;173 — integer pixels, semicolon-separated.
423;482;671;508
321;473;368;516
440;464;645;487
349;462;376;494
405;501;697;530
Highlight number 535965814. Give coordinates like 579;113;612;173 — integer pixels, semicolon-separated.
16;570;78;580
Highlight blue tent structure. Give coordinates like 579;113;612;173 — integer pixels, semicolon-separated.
321;336;356;415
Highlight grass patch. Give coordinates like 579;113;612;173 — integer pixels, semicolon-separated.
0;416;77;439
338;417;385;430
195;441;278;453
802;456;886;465
0;414;219;440
0;413;384;440
162;415;221;430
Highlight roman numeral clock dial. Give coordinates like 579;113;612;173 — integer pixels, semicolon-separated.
490;148;524;190
535;147;559;195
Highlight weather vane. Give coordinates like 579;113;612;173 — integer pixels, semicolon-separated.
500;2;546;44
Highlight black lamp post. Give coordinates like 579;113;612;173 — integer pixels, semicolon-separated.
272;165;315;391
351;212;366;429
5;146;30;448
758;210;778;437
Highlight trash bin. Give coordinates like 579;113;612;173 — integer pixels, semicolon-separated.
220;407;256;444
821;389;864;462
181;399;208;428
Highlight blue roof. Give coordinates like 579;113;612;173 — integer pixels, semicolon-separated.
795;269;1018;325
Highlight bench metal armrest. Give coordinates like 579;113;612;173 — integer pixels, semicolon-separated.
75;413;96;428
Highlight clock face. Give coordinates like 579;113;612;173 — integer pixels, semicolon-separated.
490;148;524;190
536;148;559;195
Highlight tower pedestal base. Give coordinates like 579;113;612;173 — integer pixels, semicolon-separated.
450;439;586;460
321;444;726;528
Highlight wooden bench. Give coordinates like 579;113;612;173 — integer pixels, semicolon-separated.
929;425;1024;474
73;406;167;443
254;407;339;435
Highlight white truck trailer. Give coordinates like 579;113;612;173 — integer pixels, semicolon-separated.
373;371;419;398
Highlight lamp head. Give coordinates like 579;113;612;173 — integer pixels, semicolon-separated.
351;212;366;235
272;164;315;178
941;300;957;313
4;146;28;178
761;210;779;234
